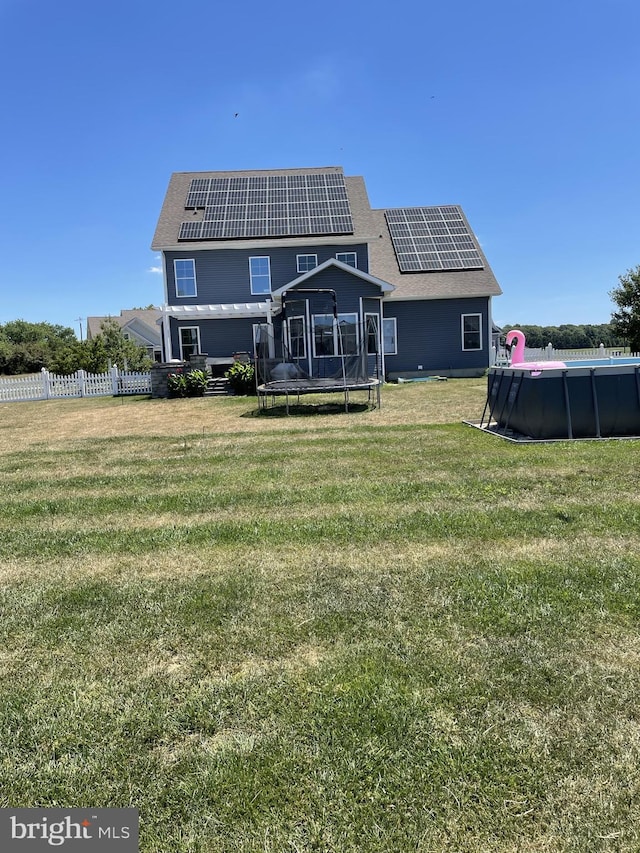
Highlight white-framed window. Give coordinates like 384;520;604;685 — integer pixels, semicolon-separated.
383;318;397;355
286;316;307;359
312;313;358;357
336;252;357;268
249;256;271;295
174;259;197;298
366;313;380;355
296;254;317;273
179;326;200;360
366;315;397;355
462;313;482;351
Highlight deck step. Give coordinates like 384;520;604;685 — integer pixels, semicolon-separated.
205;378;235;397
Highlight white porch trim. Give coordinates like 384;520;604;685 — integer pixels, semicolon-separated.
159;301;277;361
162;301;275;319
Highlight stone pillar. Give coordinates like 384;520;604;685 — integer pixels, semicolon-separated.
188;353;209;372
151;363;186;398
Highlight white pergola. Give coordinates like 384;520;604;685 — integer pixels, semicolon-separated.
159;301;278;361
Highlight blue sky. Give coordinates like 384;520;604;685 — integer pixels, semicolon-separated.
1;0;639;335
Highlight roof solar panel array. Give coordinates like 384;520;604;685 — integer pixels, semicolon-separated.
179;172;354;241
385;206;484;272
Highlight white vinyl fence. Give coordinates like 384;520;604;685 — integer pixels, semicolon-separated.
523;343;632;362
0;367;151;403
491;343;637;366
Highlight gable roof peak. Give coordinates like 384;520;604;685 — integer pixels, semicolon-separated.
270;257;395;300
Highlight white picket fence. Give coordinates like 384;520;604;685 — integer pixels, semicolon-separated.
0;367;151;403
491;343;637;366
524;344;632;361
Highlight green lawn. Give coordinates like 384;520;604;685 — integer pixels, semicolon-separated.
1;384;640;851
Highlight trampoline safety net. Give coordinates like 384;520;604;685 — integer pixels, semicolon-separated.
254;292;382;411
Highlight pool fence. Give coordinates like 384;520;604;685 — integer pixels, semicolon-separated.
492;343;638;366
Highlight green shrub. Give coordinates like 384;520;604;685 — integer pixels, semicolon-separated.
167;371;187;398
185;369;208;397
225;360;255;395
167;369;208;398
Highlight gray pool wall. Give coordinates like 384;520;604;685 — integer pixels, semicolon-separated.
487;363;640;439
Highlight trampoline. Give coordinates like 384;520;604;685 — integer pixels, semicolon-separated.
255;289;382;414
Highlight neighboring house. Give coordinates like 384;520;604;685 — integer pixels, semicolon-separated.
151;166;502;378
86;309;163;362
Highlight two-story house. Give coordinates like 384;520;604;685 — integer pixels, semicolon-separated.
151;166;501;379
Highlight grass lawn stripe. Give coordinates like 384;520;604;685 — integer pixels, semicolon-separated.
1;385;640;851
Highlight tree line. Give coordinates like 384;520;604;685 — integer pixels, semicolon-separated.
502;265;640;351
0;319;152;376
499;323;625;350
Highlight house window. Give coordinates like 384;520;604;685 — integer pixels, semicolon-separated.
336;252;357;268
462;313;482;350
366;314;380;355
287;316;306;359
368;315;397;355
179;326;200;360
383;318;397;355
249;256;271;294
312;313;358;357
297;254;317;273
174;259;197;298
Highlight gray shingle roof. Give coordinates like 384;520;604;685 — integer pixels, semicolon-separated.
86;309;162;342
151;167;502;300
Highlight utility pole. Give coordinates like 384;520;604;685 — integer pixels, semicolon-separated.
76;317;83;341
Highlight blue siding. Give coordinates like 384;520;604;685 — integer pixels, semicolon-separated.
163;242;490;376
287;266;381;314
383;298;490;373
164;244;369;306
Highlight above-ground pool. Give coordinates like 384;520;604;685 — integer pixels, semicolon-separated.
481;360;640;440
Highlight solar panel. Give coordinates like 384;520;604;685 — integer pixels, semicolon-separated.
178;221;203;240
385;206;484;272
180;172;354;241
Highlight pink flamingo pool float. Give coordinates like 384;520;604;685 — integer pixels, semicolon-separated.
505;329;566;372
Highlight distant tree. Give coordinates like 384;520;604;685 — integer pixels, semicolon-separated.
51;319;151;373
610;265;640;352
1;319;76;347
95;318;152;371
48;338;105;374
0;317;152;375
0;320;78;375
